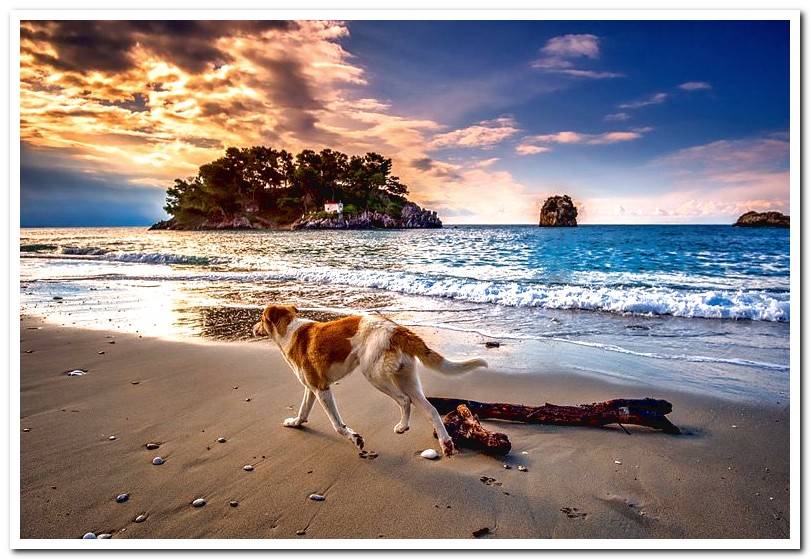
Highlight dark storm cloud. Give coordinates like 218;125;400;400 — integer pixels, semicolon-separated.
21;20;293;74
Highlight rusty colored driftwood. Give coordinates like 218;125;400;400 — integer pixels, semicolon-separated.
430;397;680;454
440;404;512;456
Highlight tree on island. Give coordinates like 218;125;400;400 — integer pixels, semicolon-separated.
161;146;414;228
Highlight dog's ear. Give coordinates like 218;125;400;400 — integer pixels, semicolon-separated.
288;304;299;315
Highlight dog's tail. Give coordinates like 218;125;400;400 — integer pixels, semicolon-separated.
391;326;487;375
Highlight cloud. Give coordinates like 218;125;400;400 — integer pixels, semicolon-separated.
531;33;623;79
515;128;647;154
430;117;520;149
582;133;789;224
20;21;548;224
678;81;712;91
618;92;668;109
604;112;630;122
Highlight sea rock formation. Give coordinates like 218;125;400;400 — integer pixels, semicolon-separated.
539;195;578;227
733;211;789;228
291;202;442;230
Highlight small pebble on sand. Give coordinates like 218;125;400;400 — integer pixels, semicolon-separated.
65;369;87;376
22;428;30;432
503;464;511;469
296;529;306;535
245;398;251;402
614;460;623;465
517;465;528;472
98;534;112;539
115;493;129;503
152;457;165;465
420;449;440;460
217;437;226;443
82;532;96;539
108;341;115;344
309;493;325;501
233;386;238;390
98;351;105;355
145;443;159;450
131;381;140;385
472;527;491;538
134;514;147;523
229;500;239;507
243;465;254;471
108;435;116;441
192;498;206;507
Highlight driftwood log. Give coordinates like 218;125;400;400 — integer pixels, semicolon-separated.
430;397;680;456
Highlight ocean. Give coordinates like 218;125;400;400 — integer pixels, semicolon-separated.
19;225;790;401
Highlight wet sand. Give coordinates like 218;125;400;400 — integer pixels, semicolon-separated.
19;316;790;540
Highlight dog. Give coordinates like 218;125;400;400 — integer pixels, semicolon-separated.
252;304;487;456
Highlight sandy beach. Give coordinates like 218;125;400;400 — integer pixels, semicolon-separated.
19;315;789;540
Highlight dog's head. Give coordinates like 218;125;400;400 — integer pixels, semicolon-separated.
253;304;298;339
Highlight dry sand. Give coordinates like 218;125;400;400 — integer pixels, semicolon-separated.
19;317;790;540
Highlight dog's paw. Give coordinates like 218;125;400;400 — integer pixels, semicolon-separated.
440;437;456;457
394;423;410;434
349;431;365;451
282;417;304;428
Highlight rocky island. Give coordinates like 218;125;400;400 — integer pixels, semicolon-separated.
150;146;441;231
733;211;789;228
539;194;578;227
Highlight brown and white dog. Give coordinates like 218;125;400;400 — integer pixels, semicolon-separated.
253;304;487;456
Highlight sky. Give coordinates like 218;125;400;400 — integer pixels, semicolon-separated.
19;19;790;226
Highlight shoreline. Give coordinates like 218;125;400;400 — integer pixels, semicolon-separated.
20;317;790;539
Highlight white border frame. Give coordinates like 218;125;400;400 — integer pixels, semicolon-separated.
8;9;800;550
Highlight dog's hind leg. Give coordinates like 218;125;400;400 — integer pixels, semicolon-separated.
283;387;315;428
314;387;365;451
365;353;412;434
395;368;456;457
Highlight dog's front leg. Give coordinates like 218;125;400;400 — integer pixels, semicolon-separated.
315;387;365;451
283;388;315;428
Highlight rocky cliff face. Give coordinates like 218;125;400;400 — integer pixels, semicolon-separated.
291;202;442;230
149;215;261;230
733;211;789;228
539;195;578;227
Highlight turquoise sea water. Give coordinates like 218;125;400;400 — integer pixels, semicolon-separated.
19;225;790;401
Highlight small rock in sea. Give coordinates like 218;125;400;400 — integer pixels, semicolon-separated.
115;493;129;503
243;465;254;471
82;532;96;539
108;435;116;441
152;457;165;465
296;529;306;536
472;527;491;538
614;460;623;465
98;351;105;355
309;493;326;501
517;465;528;472
503;464;511;469
98;534;112;539
420;449;440;460
229;500;239;507
65;369;87;376
145;443;159;450
192;498;206;507
134;514;147;523
217;437;226;443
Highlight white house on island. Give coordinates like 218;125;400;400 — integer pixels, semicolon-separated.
324;201;344;214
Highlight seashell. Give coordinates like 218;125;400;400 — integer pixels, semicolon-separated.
192;498;206;507
420;449;440;460
145;443;159;450
229;500;239;507
152;457;165;465
115;493;129;503
82;532;96;539
134;514;147;523
97;534;112;539
308;493;325;501
217;437;226;443
243;465;254;471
